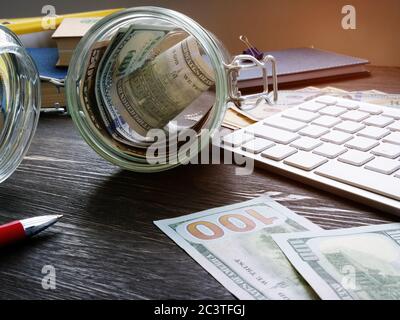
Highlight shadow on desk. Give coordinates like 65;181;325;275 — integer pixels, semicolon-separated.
85;164;243;225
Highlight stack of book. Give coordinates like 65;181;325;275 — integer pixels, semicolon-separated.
52;18;100;66
1;9;122;110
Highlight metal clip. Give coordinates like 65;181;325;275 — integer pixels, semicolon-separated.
239;35;263;60
39;76;68;114
224;54;278;109
39;76;66;89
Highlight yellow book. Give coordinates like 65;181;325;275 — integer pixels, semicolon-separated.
0;8;123;35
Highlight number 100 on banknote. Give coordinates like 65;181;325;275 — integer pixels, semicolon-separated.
155;196;322;300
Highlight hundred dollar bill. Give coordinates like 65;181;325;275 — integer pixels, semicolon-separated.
112;34;215;136
96;27;167;146
79;40;147;157
272;223;400;300
239;88;400;121
82;39;151;149
241;90;325;120
155;196;322;300
223;107;256;129
85;35;144;147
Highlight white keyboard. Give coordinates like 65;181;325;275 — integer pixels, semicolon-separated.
222;96;400;215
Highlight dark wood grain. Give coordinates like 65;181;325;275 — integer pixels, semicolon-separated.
0;66;399;300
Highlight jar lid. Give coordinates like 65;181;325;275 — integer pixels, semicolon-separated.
0;26;40;183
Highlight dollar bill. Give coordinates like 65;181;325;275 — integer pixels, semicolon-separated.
79;40;150;158
155;196;322;300
223;107;256;129
96;27;167;146
241;90;324;120
111;33;215;136
272;223;400;300
232;87;400;123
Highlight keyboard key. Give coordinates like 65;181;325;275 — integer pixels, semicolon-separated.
319;106;347;117
395;172;400;179
313;143;347;159
357;126;390;139
345;137;379;151
315;161;400;201
284;152;328;171
338;150;374;166
223;132;253;147
315;96;337;105
299;125;329;138
246;124;299;145
282;109;319;123
299;101;326;112
371;143;400;159
290;137;322;151
264;117;306;132
334;121;365;134
336;100;359;110
383;109;400;120
261;145;297;161
365;157;400;175
321;131;353;145
358;103;382;115
312;115;341;128
241;138;275;154
364;115;394;128
341;110;370;122
388;121;400;132
383;132;400;145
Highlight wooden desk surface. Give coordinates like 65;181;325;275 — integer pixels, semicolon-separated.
0;66;399;299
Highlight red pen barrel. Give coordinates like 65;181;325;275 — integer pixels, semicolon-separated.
0;221;26;246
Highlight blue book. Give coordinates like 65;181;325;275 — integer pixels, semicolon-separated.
26;48;68;80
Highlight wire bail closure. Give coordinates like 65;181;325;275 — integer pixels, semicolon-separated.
225;54;278;108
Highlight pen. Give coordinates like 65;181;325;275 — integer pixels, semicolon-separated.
0;215;63;247
0;8;123;34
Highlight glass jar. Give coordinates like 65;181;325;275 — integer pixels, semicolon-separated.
0;26;40;183
0;6;277;182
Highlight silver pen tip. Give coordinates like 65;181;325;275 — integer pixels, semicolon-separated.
20;215;64;237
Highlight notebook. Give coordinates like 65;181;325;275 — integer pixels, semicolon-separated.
27;47;67;80
27;48;67;108
238;47;369;89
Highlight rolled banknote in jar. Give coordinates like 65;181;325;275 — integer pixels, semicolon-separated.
111;35;215;136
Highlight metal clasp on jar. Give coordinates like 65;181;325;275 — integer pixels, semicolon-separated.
225;54;278;108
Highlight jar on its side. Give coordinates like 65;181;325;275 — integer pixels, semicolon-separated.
66;7;234;173
0;26;40;183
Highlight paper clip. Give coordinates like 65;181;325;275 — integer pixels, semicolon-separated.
239;35;264;61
